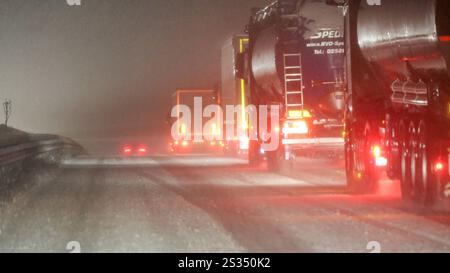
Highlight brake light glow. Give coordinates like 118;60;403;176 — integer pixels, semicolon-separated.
288;110;302;119
435;161;444;172
239;136;249;150
440;36;450;42
295;121;309;134
283;120;308;134
123;146;133;155
357;172;362;179
372;145;387;166
288;110;312;119
138;147;147;154
375;157;388;167
302;110;312;118
372;145;381;158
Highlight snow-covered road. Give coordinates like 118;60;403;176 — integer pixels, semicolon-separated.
0;155;449;252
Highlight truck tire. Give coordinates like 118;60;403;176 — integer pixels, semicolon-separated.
409;121;418;199
267;145;291;174
346;120;378;194
266;150;279;172
360;121;378;193
345;128;357;189
248;140;261;167
400;120;414;200
386;115;399;180
413;120;434;205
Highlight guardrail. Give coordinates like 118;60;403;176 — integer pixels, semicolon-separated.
0;136;84;167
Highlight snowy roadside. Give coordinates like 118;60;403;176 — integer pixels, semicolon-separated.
0;125;85;235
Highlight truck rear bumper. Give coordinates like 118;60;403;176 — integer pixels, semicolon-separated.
282;137;344;147
282;137;344;157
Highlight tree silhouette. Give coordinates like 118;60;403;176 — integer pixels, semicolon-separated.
3;99;12;127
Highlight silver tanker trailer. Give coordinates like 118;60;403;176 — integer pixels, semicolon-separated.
243;0;346;171
342;0;450;207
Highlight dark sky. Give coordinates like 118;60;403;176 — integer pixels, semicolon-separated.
0;0;270;140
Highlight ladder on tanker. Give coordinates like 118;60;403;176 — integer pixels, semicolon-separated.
283;53;304;117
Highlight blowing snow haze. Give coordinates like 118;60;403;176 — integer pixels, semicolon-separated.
0;0;269;148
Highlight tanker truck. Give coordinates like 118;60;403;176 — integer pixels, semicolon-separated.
243;0;346;171
342;0;450;205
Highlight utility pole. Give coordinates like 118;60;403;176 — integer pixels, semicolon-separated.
3;99;12;127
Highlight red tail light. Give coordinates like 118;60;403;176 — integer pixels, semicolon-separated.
283;120;309;135
138;146;148;154
440;36;450;42
372;145;387;167
435;161;444;172
123;146;133;155
372;145;381;158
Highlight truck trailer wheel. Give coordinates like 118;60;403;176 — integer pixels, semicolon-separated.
266;145;291;174
248;140;261;167
345;121;378;194
345;130;357;189
386;115;400;180
400;120;414;200
412;120;434;205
